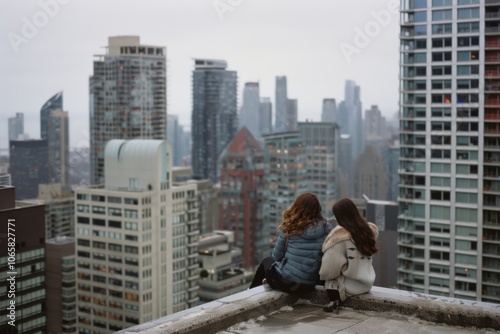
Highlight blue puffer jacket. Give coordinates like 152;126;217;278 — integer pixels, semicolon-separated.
272;220;333;286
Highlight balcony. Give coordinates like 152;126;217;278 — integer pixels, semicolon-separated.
116;286;500;333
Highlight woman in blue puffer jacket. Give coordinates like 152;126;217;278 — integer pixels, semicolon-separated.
249;192;333;294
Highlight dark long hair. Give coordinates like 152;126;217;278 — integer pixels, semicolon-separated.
278;192;325;237
332;198;378;256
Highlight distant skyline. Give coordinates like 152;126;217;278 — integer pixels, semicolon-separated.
0;0;399;150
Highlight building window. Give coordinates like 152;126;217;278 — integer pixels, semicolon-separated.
458;0;479;4
432;0;452;6
432;23;452;34
457;7;479;20
432;9;452;21
457;36;479;47
456;192;477;204
431;176;451;187
107;196;122;203
431;65;452;75
430;205;450;219
457;122;478;132
432;52;452;62
108;220;122;228
92;206;105;214
457;21;479;33
457;50;479;61
92;219;105;226
457;65;479;75
431;80;451;89
457;79;479;89
108;208;122;217
77;217;89;225
77;205;89;213
456;164;478;174
456;178;478;189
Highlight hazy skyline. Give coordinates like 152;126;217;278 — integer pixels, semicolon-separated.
0;0;399;150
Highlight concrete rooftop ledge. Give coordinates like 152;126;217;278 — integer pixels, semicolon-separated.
117;286;500;334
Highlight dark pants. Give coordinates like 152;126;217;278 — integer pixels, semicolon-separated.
249;256;316;295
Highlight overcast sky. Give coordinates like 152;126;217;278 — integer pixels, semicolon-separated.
0;0;400;151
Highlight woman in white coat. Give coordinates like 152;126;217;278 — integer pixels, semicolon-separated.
319;198;379;313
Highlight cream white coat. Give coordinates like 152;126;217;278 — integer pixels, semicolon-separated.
319;223;378;301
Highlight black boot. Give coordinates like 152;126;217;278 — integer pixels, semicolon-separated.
323;289;341;314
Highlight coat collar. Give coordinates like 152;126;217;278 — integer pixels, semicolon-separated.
322;222;378;252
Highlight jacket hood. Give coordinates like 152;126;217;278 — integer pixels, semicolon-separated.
298;220;331;240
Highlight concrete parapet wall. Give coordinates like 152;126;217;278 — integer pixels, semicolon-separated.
118;286;500;333
310;286;500;331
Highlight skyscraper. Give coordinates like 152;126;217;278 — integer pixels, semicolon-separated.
167;114;186;166
0;186;46;333
40;91;62;141
297;122;339;210
274;76;287;132
89;36;167;185
344;80;364;159
321;98;337;123
218;127;264;268
262;122;339;237
8;112;24;141
9;139;49;199
240;82;260;138
286;98;298;131
259;97;272;136
75;139;199;332
364;105;387;140
47;109;69;186
45;236;76;334
191;59;237;182
399;1;499;303
355;145;387;200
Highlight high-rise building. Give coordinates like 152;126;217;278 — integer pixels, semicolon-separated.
338;80;363;159
0;186;46;333
259;97;272;136
285;98;298;131
321;98;337;123
39;183;74;239
167;114;185;167
338;134;353;198
262;131;303;244
75;139;199;332
262;122;339;237
297;122;339;211
365;197;398;289
40;91;63;141
274;76;287;132
8;112;24;141
364;105;387;141
387;140;400;202
399;1;500;303
89;36;167;185
191;59;238;182
45;236;76;334
355;145;387;200
337;101;348;135
218;127;265;268
9;139;49;199
171;167;220;235
47;109;70;186
240;82;260;138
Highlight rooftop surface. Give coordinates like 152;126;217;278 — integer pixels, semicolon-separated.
118;286;500;334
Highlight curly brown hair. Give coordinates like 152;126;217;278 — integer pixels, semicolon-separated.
277;192;325;237
332;198;378;256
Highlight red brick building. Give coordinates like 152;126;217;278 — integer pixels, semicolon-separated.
218;127;265;269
